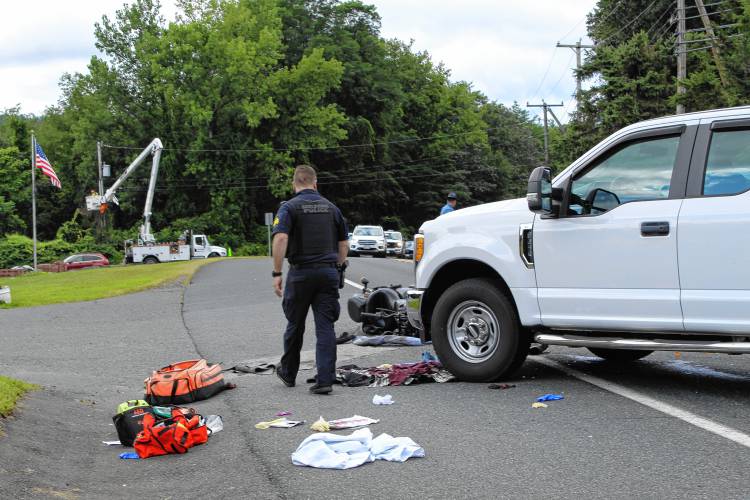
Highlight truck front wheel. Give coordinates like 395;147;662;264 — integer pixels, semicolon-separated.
432;278;528;382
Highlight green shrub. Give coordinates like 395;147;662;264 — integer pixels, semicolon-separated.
0;234;124;268
0;234;33;268
38;239;76;263
236;242;268;256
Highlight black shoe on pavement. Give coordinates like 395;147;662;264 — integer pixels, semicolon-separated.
276;369;295;387
309;383;332;395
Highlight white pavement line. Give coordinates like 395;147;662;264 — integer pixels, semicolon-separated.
344;278;364;290
532;355;750;449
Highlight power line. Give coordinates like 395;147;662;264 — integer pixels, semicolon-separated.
114;153;460;186
530;47;559;101
646;2;677;40
113;162;500;192
598;0;662;45
101;127;494;154
548;52;577;97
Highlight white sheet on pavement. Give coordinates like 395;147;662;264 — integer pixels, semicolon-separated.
291;428;424;469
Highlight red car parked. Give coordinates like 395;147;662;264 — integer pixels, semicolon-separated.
63;253;110;271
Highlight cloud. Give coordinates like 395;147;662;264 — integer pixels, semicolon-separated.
3;0;597;120
369;0;597;120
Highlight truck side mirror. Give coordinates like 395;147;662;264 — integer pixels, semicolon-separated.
527;166;553;214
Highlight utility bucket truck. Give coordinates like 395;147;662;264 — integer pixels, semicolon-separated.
86;138;227;264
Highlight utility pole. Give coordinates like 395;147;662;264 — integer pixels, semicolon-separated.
556;39;595;96
96;141;104;241
676;0;687;114
527;101;564;165
694;0;729;87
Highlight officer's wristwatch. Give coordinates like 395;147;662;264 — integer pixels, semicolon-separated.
271;270;282;278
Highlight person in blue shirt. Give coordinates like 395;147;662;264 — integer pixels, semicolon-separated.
271;165;349;395
440;192;457;215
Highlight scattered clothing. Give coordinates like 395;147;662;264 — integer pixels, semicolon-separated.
311;417;331;432
102;440;122;446
291;428;425;469
336;361;454;387
421;351;438;362
536;394;564;402
336;332;355;344
372;394;394;405
353;335;422;347
119;452;140;459
488;384;516;390
205;415;224;434
328;415;379;430
229;362;276;374
256;417;304;430
531;402;548;409
276;411;292;417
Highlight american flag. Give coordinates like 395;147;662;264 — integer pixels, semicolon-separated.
35;142;61;189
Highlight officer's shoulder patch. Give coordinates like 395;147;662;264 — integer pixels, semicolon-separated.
273;216;280;226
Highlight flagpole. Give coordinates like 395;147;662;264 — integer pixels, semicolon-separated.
31;132;38;271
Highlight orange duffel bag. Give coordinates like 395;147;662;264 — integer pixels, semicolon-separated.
144;359;227;405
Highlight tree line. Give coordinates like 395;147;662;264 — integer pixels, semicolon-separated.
1;0;749;265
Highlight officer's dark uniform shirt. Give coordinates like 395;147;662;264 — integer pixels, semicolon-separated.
272;189;348;265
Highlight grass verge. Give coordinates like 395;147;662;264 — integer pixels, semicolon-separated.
0;375;38;418
0;257;239;308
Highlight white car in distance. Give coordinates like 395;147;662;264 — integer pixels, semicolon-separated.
349;225;386;258
384;230;404;257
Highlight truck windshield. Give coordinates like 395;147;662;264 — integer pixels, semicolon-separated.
354;227;382;236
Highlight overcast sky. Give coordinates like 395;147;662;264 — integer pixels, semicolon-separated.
1;0;597;122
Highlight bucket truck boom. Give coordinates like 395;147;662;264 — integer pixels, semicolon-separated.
85;138;163;244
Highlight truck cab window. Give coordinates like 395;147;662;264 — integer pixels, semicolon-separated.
568;135;680;216
195;237;204;246
703;129;750;196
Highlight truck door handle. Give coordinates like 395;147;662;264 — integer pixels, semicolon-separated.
641;221;670;236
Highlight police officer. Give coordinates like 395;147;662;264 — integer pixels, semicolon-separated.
440;192;457;215
271;165;349;395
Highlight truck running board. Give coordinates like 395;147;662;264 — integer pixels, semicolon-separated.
535;333;750;354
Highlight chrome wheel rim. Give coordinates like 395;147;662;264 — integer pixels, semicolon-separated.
447;300;500;363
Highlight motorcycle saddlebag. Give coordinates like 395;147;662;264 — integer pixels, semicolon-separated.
144;359;226;405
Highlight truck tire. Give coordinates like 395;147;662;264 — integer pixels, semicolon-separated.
588;348;652;362
432;278;529;382
142;256;159;264
208;252;219;258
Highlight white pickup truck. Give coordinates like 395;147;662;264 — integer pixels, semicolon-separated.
407;106;750;381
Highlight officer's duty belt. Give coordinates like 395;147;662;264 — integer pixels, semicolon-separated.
289;262;337;269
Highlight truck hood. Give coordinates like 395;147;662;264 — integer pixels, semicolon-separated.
421;197;531;233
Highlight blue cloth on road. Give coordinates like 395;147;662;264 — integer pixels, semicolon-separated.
536;394;564;402
291;428;424;469
119;452;140;459
421;351;437;362
353;335;421;346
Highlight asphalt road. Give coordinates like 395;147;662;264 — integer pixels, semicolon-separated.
1;257;750;499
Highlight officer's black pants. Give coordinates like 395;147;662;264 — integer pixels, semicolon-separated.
280;266;340;386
